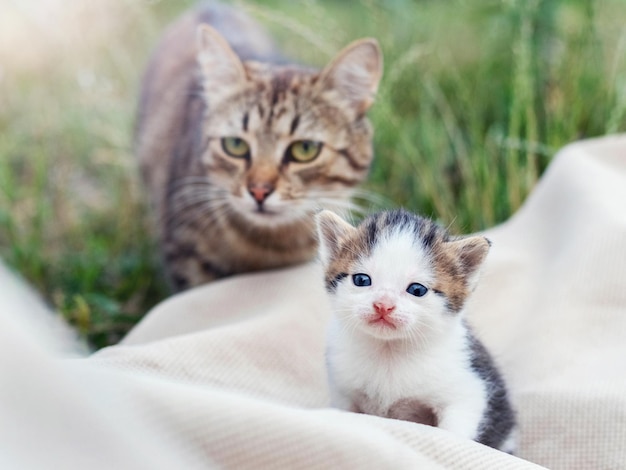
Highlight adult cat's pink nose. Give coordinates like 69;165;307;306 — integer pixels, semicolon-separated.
373;301;395;316
248;183;273;203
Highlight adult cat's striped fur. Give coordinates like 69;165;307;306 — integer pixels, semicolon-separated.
135;3;382;290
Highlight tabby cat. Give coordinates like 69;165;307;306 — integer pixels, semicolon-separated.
135;3;382;290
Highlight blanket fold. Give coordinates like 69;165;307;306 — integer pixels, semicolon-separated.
2;135;625;469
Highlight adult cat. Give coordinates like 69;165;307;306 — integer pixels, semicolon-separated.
135;3;382;290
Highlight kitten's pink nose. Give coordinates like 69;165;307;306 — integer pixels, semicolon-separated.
248;183;273;203
373;301;396;316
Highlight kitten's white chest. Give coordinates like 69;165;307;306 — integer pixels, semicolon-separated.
327;319;482;417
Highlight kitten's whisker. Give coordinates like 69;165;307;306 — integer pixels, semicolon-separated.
336;315;361;338
404;329;418;354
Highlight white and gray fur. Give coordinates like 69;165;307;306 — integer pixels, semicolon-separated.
316;209;516;452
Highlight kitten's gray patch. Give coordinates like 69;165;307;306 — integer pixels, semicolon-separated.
465;323;517;450
326;272;348;292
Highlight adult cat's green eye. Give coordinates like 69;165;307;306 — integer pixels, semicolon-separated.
287;140;323;163
221;137;250;158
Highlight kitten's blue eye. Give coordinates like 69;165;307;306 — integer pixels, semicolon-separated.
352;273;371;287
407;283;428;297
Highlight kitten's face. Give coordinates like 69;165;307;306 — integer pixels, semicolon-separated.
333;229;452;340
196;26;382;226
317;210;490;342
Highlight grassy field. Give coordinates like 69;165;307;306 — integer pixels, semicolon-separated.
1;0;625;349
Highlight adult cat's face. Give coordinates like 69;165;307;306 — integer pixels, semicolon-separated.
196;26;382;225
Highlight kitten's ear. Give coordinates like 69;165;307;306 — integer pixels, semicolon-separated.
196;24;247;99
318;38;383;115
315;210;356;266
447;236;491;290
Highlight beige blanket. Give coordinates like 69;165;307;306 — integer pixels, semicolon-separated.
1;135;625;469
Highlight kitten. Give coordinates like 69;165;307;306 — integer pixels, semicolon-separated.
135;3;382;290
316;209;517;452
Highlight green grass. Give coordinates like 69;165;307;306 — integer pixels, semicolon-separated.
1;0;625;349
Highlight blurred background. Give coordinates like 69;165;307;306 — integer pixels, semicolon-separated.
1;0;625;349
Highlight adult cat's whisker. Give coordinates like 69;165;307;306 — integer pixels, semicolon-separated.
305;192;357;204
349;188;390;208
161;203;209;228
168;192;219;206
169;186;213;197
306;189;353;197
161;196;231;228
169;183;225;196
168;204;232;239
167;191;228;210
308;188;382;211
172;184;228;196
166;177;213;195
304;199;365;218
163;197;226;221
170;193;231;207
326;198;365;212
311;198;364;212
196;203;234;233
169;176;212;185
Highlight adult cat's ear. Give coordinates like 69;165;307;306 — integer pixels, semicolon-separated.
318;38;383;116
447;236;491;290
196;24;246;100
316;210;356;266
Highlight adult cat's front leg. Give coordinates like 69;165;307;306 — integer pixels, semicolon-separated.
163;233;226;290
